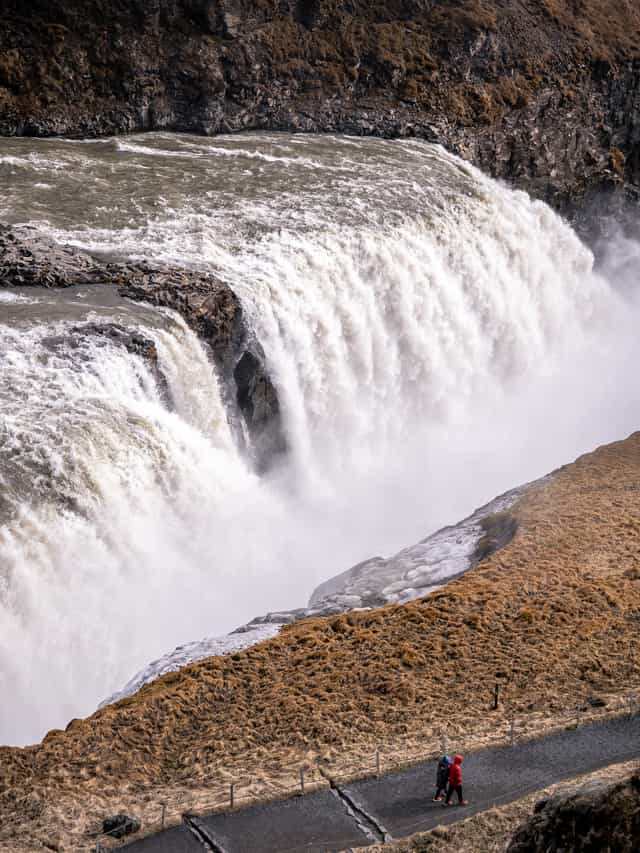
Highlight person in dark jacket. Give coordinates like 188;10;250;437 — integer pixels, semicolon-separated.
433;755;451;801
444;754;468;805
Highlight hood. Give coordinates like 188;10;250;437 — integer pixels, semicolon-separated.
454;754;463;765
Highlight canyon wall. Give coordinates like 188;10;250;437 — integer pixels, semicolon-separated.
1;1;640;217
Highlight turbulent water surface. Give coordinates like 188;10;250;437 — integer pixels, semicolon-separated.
1;133;639;744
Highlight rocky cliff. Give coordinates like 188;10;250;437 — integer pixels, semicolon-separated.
508;773;640;853
1;1;640;218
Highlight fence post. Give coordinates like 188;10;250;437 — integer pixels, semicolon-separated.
230;783;235;810
493;683;500;710
160;802;166;829
300;767;305;795
510;718;515;747
440;733;447;755
376;749;381;778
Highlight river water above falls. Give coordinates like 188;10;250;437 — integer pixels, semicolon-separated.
1;132;639;745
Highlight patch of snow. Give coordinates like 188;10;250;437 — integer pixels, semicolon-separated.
309;485;529;610
100;480;542;710
100;623;282;707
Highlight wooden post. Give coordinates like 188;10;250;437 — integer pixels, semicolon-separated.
160;802;166;829
230;783;235;810
510;718;515;747
300;767;305;794
376;749;381;778
493;683;500;710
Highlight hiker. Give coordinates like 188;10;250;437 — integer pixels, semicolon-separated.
433;755;451;801
444;754;468;805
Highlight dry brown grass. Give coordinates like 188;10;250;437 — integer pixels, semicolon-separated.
1;432;640;851
355;759;640;853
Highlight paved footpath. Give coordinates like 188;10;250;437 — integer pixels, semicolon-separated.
126;714;640;853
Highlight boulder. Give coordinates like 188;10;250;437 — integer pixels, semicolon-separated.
102;814;141;840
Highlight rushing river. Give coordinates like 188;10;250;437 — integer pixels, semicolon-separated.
1;133;639;745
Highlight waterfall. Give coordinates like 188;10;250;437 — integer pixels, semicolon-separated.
1;133;639;744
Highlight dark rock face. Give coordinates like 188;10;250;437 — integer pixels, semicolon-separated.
0;226;285;470
507;774;640;853
0;224;104;288
1;2;640;211
102;813;141;840
118;267;285;469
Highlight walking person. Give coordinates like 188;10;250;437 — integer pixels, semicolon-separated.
444;754;468;805
433;755;451;801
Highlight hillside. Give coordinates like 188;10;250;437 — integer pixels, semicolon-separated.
2;1;640;213
1;431;639;852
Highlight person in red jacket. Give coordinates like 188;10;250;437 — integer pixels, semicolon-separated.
444;754;468;805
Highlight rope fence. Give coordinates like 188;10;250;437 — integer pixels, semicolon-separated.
92;688;640;849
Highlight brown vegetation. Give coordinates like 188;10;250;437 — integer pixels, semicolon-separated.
1;432;640;851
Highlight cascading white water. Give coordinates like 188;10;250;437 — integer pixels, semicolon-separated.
1;133;639;744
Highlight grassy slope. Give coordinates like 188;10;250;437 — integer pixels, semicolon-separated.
1;431;640;851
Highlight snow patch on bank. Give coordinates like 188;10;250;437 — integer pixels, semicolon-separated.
101;482;532;709
100;623;282;707
309;486;527;609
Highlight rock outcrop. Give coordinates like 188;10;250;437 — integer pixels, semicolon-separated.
508;773;640;853
118;267;285;469
1;2;640;218
0;226;285;469
102;814;141;841
0;224;104;288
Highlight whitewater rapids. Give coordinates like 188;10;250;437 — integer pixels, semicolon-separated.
0;133;638;745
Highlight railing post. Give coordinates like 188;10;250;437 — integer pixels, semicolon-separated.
300;767;305;795
376;749;381;779
440;733;447;755
230;783;234;810
160;802;166;829
510;717;515;747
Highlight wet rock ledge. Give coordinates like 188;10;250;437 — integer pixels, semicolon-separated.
0;225;285;470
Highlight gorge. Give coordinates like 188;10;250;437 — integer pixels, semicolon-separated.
1;132;640;747
2;6;640;851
